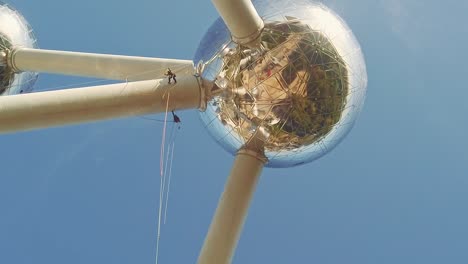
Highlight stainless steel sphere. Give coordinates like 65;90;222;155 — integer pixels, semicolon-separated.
0;2;38;95
194;0;367;168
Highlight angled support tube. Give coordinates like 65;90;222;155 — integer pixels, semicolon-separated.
211;0;264;46
7;48;194;81
197;139;267;264
0;75;202;134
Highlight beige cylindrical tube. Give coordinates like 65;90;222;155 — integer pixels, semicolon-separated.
211;0;264;46
7;48;194;81
0;75;201;134
197;148;266;264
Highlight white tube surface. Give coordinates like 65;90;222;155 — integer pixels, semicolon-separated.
197;148;266;264
211;0;264;45
8;48;194;81
0;75;201;134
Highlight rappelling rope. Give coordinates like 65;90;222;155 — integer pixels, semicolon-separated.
154;77;182;264
163;122;179;224
155;91;171;264
162;124;176;190
160;92;171;177
140;116;177;123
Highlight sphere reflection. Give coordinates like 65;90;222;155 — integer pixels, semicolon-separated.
0;2;38;95
195;0;367;167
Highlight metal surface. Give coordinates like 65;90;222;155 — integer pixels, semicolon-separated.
0;75;202;134
195;0;368;168
0;2;38;95
8;48;194;81
197;147;266;264
210;0;264;46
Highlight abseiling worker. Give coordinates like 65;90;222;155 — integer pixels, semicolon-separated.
172;110;181;123
165;68;177;84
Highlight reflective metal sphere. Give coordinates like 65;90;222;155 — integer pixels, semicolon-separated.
0;2;38;95
194;0;367;168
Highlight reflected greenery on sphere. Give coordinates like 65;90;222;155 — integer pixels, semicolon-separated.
0;32;13;93
195;0;367;168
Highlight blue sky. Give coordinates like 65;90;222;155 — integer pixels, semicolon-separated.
1;0;468;263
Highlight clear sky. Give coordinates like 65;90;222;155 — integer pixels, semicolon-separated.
1;0;468;263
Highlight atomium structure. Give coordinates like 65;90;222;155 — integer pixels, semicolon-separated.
0;0;367;263
195;0;367;167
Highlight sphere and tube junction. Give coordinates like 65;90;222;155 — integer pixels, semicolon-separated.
0;2;38;95
195;0;368;168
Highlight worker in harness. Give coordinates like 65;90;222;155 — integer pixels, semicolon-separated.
165;68;177;84
172;110;181;123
